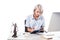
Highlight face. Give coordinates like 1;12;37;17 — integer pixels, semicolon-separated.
34;8;42;17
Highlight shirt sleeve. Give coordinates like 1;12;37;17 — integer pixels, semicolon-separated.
41;17;45;27
25;16;30;27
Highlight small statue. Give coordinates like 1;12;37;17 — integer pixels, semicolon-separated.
12;23;17;38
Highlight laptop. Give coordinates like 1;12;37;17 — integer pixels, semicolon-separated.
44;12;60;39
48;12;60;32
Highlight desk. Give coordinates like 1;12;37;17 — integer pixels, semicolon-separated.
24;32;53;40
8;32;53;40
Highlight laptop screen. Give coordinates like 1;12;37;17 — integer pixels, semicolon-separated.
48;12;60;32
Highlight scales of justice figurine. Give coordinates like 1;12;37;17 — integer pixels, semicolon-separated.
12;23;17;38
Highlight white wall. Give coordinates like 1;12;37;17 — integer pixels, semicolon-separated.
0;0;60;40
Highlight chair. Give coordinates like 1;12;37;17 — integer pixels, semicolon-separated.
24;20;28;32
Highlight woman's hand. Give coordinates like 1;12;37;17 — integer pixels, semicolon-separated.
40;27;44;32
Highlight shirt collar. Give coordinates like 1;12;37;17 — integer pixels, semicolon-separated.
32;14;42;20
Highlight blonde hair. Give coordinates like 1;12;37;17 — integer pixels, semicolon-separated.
34;4;43;13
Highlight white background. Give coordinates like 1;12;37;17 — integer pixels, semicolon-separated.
0;0;60;40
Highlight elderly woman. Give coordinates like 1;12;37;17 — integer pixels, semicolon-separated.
25;4;45;33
